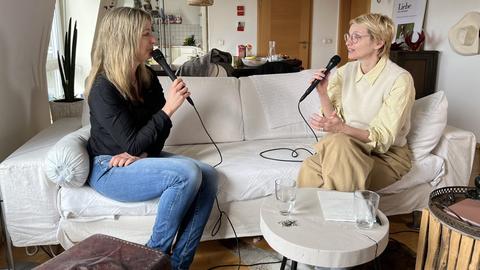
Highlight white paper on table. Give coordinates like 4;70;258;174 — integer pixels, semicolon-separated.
317;190;355;222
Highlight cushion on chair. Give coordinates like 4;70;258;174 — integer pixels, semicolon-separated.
44;126;91;188
407;91;448;161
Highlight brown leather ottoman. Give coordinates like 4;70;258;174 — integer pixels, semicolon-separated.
34;234;170;270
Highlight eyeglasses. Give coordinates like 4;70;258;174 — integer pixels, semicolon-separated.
344;33;371;44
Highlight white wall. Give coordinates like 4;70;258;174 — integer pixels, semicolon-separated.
208;0;339;69
165;1;201;25
372;0;480;142
0;0;55;161
208;0;258;55
310;0;339;69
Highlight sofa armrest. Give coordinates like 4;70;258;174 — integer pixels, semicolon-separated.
0;118;82;246
431;125;476;187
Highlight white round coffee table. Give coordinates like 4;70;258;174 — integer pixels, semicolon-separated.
260;188;389;269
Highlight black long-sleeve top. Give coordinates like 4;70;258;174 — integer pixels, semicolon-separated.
87;68;172;157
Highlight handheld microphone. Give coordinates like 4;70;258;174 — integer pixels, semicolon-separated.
299;55;341;102
151;49;194;106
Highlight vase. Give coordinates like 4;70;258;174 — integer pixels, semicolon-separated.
49;99;84;122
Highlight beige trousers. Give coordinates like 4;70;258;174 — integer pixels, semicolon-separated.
297;133;412;192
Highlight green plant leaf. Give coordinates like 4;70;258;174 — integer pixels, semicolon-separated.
57;17;78;102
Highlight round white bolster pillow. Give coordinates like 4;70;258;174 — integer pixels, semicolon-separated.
44;125;91;188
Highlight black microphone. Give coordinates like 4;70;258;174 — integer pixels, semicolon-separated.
299;55;341;102
151;49;194;106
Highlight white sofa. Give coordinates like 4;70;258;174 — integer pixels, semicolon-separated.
0;71;476;249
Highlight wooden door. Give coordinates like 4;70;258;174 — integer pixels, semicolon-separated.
337;0;370;66
258;0;312;68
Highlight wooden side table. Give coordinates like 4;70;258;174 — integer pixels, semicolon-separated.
415;187;480;269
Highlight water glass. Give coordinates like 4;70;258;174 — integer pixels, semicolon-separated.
354;190;379;229
274;179;297;216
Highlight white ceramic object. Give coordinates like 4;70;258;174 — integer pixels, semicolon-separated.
242;57;267;67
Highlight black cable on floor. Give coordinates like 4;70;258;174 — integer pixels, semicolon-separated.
207;260;282;270
39;246;55;258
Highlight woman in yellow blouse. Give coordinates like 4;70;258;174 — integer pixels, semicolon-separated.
297;13;415;191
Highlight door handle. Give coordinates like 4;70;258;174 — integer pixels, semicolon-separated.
299;41;309;49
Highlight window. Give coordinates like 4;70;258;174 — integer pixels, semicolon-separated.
46;1;63;101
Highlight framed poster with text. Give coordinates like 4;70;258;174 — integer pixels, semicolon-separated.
392;0;427;41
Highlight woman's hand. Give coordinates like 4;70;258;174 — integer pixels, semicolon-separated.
310;111;345;133
109;152;143;167
311;69;329;96
162;78;190;117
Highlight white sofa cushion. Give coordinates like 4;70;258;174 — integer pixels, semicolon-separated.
377;153;444;194
81;100;90;127
159;77;244;145
44;125;91;188
240;71;322;140
407;91;448;161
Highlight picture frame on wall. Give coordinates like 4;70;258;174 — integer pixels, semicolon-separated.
392;0;427;41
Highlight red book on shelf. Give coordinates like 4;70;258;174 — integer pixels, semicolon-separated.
445;198;480;227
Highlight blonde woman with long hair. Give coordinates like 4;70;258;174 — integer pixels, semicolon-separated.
297;13;415;193
85;7;218;270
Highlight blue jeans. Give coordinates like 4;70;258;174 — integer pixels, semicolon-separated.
88;152;218;270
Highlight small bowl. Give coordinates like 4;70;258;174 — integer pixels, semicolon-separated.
241;57;267;67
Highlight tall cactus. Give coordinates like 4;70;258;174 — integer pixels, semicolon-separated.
57;18;77;102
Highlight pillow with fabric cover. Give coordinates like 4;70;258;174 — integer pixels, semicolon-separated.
407;91;448;161
81;100;90;127
44;126;91;188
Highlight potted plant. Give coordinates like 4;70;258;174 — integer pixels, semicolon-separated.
183;35;196;46
49;18;84;122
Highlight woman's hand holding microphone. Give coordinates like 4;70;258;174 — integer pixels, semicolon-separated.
162;78;190;117
312;68;329;96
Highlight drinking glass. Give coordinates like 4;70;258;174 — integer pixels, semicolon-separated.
354;190;380;229
274;179;297;216
268;40;276;61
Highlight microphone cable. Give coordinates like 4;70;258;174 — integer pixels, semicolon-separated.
153;49;257;269
191;104;223;168
258;55;340;163
190;93;283;270
258;100;318;163
185;88;255;270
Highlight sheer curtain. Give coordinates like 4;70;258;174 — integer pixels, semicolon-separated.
46;0;63;100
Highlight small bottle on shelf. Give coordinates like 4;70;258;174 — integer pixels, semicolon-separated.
268;41;276;61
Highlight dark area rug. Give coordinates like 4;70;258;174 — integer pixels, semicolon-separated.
352;239;416;270
218;237;416;269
